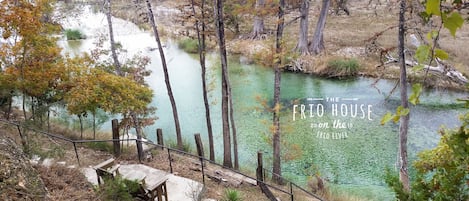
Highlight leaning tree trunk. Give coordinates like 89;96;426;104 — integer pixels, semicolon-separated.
214;0;233;168
105;0;122;76
397;0;410;192
145;0;184;150
310;0;330;55
190;0;215;161
296;0;310;55
251;0;265;39
272;0;285;185
229;83;238;169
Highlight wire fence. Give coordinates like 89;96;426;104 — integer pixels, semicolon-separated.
0;119;323;201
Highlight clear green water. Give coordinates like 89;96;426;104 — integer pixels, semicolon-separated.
59;7;467;200
143;46;466;200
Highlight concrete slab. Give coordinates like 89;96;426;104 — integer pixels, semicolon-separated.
82;163;204;201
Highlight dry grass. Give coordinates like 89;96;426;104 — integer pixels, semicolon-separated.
36;165;98;200
223;0;468;90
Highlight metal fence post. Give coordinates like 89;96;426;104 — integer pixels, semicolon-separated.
194;133;205;184
290;182;294;201
73;142;80;166
167;148;173;173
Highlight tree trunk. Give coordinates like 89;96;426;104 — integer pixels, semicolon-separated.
131;112;144;161
296;0;310;55
20;46;27;121
251;0;265;39
30;97;35;121
79;114;83;139
7;95;12;120
230;85;238;169
397;0;410;192
47;109;50;132
309;0;330;55
214;0;233;168
272;0;285;184
22;94;27;121
105;0;122;76
190;0;215;162
145;0;184;150
93;112;96;140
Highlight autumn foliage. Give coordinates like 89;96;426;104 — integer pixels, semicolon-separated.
0;0;154;133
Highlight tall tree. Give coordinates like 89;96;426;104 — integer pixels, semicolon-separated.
106;0;148;158
309;0;330;55
381;0;466;194
105;0;122;76
251;0;266;39
190;0;215;161
296;0;310;55
214;0;233;168
0;0;63;124
397;0;410;192
145;0;184;150
272;0;285;184
230;71;239;169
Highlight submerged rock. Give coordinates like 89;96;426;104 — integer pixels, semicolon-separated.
0;138;47;200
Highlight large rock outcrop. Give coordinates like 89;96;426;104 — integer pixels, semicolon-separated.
0;138;47;200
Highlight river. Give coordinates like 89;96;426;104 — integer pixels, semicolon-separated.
58;5;467;200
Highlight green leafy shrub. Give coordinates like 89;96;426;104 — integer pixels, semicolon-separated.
97;176;141;201
385;101;469;201
222;188;242;201
64;29;86;40
177;38;199;54
325;58;360;78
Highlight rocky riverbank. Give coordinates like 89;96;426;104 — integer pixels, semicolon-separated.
108;0;468;91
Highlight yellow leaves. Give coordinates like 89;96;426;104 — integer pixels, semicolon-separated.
425;0;441;16
443;12;464;37
2;30;11;39
0;0;67;102
380;106;410;125
64;67;153;116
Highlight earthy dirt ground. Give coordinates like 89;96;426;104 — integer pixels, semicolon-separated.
0;120;321;201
